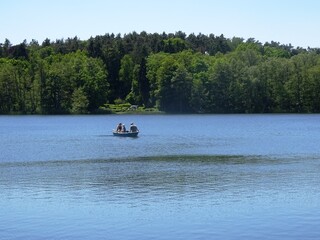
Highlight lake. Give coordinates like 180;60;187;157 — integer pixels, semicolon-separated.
1;114;320;239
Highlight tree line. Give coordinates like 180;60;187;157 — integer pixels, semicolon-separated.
1;31;320;114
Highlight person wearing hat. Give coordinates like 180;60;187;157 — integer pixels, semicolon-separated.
130;122;138;133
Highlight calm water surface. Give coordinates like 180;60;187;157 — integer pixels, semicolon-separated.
1;114;320;239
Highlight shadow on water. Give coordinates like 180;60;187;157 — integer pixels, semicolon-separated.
97;134;114;137
97;134;140;139
0;154;273;166
0;154;303;169
0;154;305;198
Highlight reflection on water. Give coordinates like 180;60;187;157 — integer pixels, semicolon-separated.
1;155;320;239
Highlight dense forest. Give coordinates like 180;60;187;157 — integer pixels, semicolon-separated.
1;31;320;114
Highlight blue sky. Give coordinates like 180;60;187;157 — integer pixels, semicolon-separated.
2;0;320;48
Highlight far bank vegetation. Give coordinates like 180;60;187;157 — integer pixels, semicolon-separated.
1;31;320;114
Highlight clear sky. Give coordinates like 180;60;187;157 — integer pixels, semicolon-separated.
1;0;320;48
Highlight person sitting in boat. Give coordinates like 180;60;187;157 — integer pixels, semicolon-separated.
130;122;139;133
116;123;122;132
122;124;127;132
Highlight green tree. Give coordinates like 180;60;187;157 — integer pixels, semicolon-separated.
206;58;234;112
285;54;318;112
307;65;320;112
71;87;89;114
163;38;187;53
0;59;16;113
136;57;150;106
38;51;108;113
119;54;135;99
146;52;170;107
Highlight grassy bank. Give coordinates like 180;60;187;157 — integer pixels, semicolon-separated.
98;103;164;114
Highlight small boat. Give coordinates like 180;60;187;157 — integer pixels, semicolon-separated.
113;130;139;137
